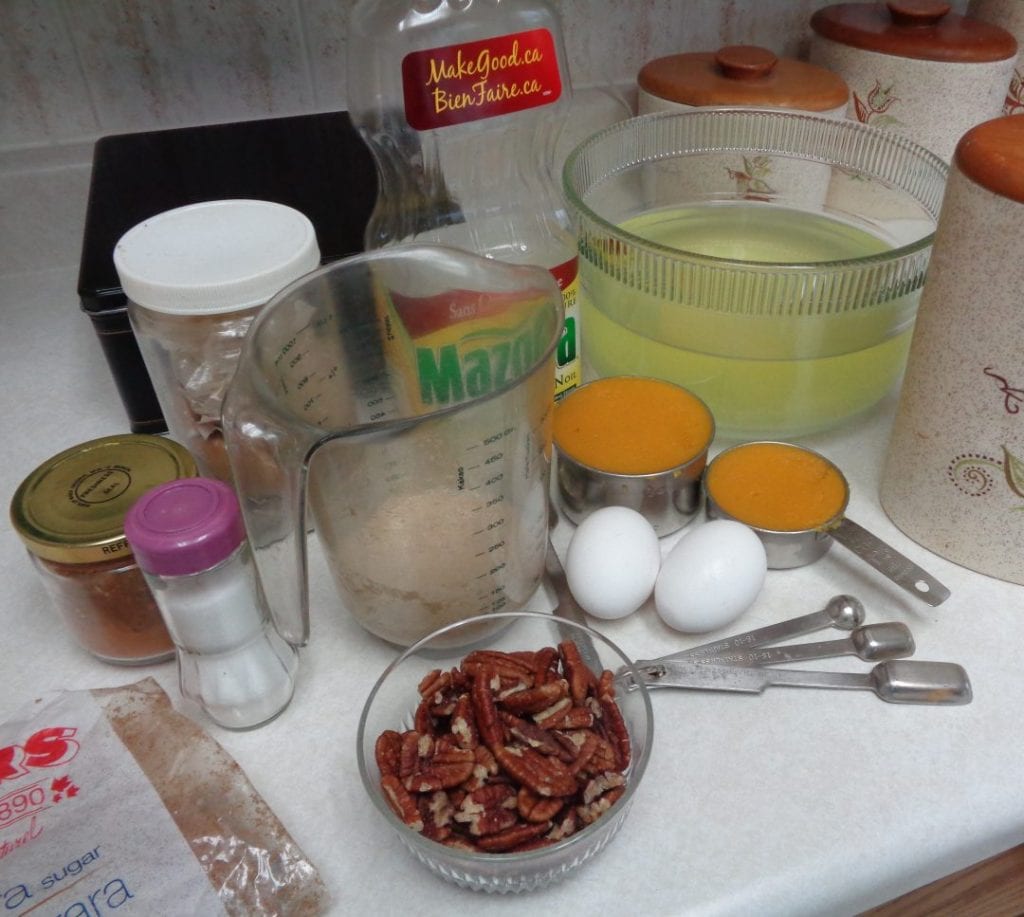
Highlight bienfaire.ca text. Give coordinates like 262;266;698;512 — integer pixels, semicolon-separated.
425;40;547;114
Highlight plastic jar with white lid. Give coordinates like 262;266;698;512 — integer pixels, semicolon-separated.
114;199;320;483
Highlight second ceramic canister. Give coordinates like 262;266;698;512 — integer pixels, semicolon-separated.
637;45;849;208
880;116;1024;586
809;0;1018;161
968;0;1024;114
114;200;320;484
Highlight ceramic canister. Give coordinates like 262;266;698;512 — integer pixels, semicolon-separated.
638;45;849;209
809;0;1018;162
968;0;1024;114
880;116;1024;585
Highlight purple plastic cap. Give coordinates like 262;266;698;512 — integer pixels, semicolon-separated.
125;477;245;576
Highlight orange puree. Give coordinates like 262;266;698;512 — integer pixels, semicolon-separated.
705;441;847;531
553;376;713;475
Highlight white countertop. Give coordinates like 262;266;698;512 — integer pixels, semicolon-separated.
2;155;1023;917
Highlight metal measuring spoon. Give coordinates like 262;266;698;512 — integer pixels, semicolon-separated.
637;595;866;668
705;442;950;607
693;622;914;667
635;658;972;705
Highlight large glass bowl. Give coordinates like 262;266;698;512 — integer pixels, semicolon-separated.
563;108;949;439
356;611;654;893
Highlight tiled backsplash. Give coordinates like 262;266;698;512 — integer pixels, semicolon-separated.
4;0;865;153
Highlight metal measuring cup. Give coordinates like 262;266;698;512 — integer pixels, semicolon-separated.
704;442;950;607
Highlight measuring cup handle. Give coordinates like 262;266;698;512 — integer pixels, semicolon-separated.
830;517;950;607
223;407;313;648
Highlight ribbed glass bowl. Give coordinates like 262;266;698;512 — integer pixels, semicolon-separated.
563;108;949;439
356;611;654;893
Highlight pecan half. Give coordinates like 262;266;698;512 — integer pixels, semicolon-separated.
472;668;505;749
501;712;568;759
404;744;475;792
476;820;551;852
381;775;424;831
493;744;579;798
374;729;402;778
419;790;454;841
418;668;452;700
450;693;479;750
577;785;626;826
560;640;598;704
517;786;564;823
533;695;580;730
462;650;536;682
454;783;519;837
582;771;626;805
598;692;632;771
501;679;568;715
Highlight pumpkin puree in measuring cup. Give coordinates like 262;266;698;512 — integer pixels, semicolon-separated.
553;376;714;475
705;441;847;531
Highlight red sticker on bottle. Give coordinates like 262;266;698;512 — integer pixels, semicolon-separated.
402;28;562;130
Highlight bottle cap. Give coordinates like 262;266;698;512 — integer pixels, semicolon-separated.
113;199;320;315
125;478;245;576
10;434;197;565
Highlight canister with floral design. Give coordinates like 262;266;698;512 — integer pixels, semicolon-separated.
809;1;1018;161
880;115;1024;585
637;45;849;208
968;0;1024;114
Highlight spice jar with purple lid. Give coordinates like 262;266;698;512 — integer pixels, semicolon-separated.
10;434;197;664
125;477;298;730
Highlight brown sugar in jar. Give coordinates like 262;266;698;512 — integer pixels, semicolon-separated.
10;434;197;664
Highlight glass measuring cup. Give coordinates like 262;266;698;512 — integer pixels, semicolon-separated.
221;245;563;647
703;441;950;606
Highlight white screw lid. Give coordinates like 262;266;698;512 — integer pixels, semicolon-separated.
113;199;320;315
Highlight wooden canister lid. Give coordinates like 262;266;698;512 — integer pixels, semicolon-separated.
810;1;1018;62
955;116;1024;203
638;45;849;111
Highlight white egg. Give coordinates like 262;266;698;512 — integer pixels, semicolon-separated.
565;506;661;620
654;519;767;633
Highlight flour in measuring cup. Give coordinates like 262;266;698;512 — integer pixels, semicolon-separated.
320;489;536;647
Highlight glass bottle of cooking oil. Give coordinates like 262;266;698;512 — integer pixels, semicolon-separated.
346;0;581;399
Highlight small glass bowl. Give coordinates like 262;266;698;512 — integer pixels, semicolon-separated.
356;611;654;893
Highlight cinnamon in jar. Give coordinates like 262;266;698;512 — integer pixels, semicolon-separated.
10;433;197;664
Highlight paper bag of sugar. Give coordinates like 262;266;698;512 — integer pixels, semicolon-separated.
0;678;327;915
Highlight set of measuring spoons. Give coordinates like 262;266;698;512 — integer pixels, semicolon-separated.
626;595;972;705
543;525;972;705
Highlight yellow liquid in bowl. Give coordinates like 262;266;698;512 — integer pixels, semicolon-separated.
579;205;920;439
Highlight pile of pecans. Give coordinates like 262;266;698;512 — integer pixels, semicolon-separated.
375;640;632;853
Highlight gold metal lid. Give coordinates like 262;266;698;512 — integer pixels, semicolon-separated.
10;434;198;564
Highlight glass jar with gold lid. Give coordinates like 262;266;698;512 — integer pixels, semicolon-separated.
10;434;197;664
